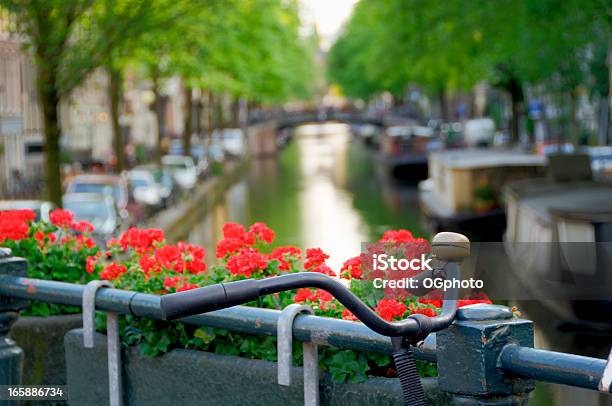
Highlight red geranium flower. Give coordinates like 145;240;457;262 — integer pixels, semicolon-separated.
50;209;74;228
418;298;443;308
177;283;199;292
315;289;333;302
120;228;165;254
410;305;437;317
376;299;407;321
294;288;315;303
379;229;415;243
138;254;160;274
269;246;301;271
1;209;36;223
342;308;358;321
163;276;183;289
0;210;34;242
100;263;127;280
248;222;275;244
304;248;329;270
155;245;184;273
222;222;254;244
73;220;94;233
340;256;363;279
75;235;96;249
458;299;493;308
216;237;247;258
310;264;335;276
86;256;98;274
226;248;267;277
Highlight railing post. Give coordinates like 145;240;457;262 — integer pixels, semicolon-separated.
0;248;27;390
437;304;535;405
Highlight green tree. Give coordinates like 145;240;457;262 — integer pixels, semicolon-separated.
329;0;610;143
2;0;167;205
2;1;99;206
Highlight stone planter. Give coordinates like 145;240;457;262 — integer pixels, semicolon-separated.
11;314;82;386
65;329;449;405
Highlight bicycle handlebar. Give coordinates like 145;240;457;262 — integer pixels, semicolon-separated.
160;262;461;338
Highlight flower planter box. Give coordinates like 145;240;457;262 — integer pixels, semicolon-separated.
65;329;450;406
11;314;82;386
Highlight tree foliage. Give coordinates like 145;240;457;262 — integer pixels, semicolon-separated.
2;0;315;202
328;0;610;122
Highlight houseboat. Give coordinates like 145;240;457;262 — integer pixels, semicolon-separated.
418;149;546;241
503;153;612;327
378;125;443;181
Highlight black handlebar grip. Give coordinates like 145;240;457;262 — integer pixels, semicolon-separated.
160;279;260;320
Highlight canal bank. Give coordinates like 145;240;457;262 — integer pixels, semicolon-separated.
147;159;248;243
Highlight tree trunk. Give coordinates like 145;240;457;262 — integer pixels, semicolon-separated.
152;74;165;163
207;91;215;135
232;98;240;128
38;72;63;207
570;89;579;142
598;96;609;145
194;97;202;139
108;64;124;172
183;83;193;157
215;94;225;129
438;88;448;121
508;77;524;144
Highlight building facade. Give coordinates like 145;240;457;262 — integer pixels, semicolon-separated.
0;12;44;191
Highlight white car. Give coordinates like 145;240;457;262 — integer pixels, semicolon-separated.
63;193;119;243
128;169;164;209
161;155;197;190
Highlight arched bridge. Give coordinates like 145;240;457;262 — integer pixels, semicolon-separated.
275;110;385;130
247;109;387;156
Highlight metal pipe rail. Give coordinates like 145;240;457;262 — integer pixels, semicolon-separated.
0;275;610;395
500;344;608;391
0;275;436;360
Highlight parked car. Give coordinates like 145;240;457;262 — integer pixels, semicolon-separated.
208;142;226;163
127;169;164;210
161;155;197;190
0;200;55;222
63;193;120;244
221;128;246;157
135;164;176;207
65;174;130;220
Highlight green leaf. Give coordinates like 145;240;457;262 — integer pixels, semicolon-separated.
193;327;216;345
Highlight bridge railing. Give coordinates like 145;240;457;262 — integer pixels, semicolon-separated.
0;253;610;404
248;109;386;129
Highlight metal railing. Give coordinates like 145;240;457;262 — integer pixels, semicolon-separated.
0;275;436;360
0;253;610;405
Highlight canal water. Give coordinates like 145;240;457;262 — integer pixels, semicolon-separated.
188;123;611;406
189;123;426;270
